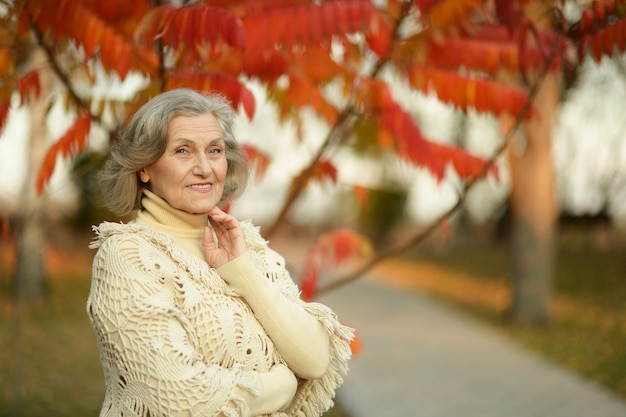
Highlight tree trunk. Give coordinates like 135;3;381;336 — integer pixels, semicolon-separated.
507;1;560;324
14;46;54;303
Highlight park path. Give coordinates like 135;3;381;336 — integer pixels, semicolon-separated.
269;232;626;417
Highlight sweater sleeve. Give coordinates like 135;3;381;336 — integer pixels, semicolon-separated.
220;222;355;417
218;251;330;380
87;234;295;417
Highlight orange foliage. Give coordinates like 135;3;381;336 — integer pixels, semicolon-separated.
407;66;534;119
166;70;256;119
36;111;92;194
139;4;246;61
427;0;485;28
242;1;379;51
22;0;158;79
349;330;362;357
300;229;373;301
0;47;14;79
0;0;620;201
242;144;271;181
283;73;339;124
354;77;495;182
0;101;8;133
568;0;626;63
16;70;41;105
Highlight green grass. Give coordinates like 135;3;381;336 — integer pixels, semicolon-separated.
409;239;626;399
0;274;103;417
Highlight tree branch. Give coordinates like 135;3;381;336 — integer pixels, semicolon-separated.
316;35;561;296
265;3;412;238
30;23;103;127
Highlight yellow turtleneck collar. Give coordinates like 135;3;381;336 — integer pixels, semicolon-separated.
133;189;208;260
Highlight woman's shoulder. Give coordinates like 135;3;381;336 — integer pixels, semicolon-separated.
90;221;174;250
90;221;182;279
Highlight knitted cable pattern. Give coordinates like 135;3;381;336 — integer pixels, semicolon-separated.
87;220;353;417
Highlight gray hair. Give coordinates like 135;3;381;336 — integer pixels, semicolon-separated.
99;88;249;216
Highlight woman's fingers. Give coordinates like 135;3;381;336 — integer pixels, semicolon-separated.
206;207;248;261
203;226;216;250
208;208;236;230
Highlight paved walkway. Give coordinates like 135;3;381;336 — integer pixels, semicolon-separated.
317;274;626;417
269;231;626;417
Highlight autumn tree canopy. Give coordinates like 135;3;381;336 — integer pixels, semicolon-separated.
1;0;624;301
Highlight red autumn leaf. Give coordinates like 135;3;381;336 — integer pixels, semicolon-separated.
571;6;626;63
82;15;105;58
594;0;607;24
0;47;13;79
299;262;319;302
100;30;132;80
79;0;152;27
299;228;372;300
25;0;158;78
166;70;256;119
428;38;518;73
603;24;616;57
242;0;378;51
242;48;288;81
616;19;626;53
286;158;338;196
17;71;41;105
407;66;534;119
355;76;496;182
293;47;344;83
139;4;245;57
283;73;338;124
430;141;499;181
427;35;563;75
230;0;313;17
36;111;92;194
350;330;362;357
414;0;446;14
365;7;393;56
426;0;483;28
242;144;271;181
311;159;338;185
0;100;9;134
581;8;595;33
354;77;446;180
590;29;606;62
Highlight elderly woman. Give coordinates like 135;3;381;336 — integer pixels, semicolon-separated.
87;88;353;417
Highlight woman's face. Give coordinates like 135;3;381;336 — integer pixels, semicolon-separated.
139;112;228;214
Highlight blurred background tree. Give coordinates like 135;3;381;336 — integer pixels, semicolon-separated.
0;0;624;326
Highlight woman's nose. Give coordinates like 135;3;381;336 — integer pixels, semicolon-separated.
192;155;213;176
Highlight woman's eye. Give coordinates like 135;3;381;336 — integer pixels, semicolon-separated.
174;148;188;154
209;147;223;154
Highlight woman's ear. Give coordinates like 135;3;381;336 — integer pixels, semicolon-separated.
139;169;150;184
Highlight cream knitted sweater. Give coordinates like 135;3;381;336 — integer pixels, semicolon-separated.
87;191;353;417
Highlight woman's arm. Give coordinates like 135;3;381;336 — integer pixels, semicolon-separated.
217;251;330;379
205;209;330;379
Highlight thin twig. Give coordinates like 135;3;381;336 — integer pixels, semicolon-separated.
30;24;103;126
317;35;561;296
265;4;412;238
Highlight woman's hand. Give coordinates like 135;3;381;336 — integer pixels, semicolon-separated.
203;207;248;269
